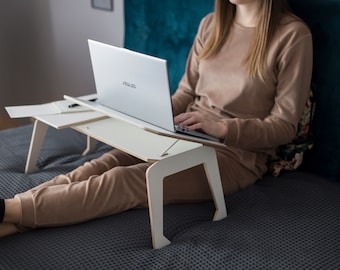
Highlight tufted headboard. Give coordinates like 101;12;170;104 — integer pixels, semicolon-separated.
124;0;340;180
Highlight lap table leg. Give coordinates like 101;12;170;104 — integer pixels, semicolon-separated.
82;136;97;155
25;120;49;174
146;145;227;249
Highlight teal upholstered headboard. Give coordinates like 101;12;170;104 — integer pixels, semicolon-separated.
124;0;214;93
124;0;340;180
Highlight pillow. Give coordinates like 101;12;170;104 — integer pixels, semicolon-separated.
268;89;315;177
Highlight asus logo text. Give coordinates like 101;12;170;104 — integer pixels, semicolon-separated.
122;81;136;89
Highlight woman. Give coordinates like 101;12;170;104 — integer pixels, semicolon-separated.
0;0;312;236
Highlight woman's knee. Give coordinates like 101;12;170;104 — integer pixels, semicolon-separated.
108;165;149;207
110;166;146;191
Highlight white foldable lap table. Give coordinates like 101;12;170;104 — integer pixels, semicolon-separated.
25;112;227;249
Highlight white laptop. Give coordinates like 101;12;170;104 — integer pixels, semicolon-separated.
65;39;225;148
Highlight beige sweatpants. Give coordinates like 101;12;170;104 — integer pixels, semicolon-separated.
16;148;259;228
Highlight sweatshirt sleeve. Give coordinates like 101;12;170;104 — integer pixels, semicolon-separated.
171;14;213;116
221;27;313;152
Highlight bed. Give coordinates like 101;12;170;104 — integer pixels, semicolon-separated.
1;0;339;269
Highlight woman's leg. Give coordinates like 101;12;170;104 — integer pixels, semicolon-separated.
1;149;145;233
27;148;142;191
15;161;151;228
162;150;258;204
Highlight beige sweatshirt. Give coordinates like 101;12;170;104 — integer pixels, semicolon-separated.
172;13;313;177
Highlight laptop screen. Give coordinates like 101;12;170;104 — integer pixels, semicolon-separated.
88;39;176;132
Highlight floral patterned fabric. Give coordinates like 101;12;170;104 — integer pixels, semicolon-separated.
268;90;315;177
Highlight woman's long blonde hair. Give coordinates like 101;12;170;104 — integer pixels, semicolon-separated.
199;0;289;80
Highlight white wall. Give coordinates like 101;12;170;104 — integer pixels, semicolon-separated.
0;0;124;115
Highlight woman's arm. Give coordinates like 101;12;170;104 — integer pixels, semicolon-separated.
220;31;313;151
171;15;213;116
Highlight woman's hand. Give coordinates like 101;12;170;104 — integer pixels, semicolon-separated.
174;111;227;140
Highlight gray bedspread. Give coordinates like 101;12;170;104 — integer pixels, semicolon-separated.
1;125;339;269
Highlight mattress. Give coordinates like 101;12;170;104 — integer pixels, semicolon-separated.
1;125;339;269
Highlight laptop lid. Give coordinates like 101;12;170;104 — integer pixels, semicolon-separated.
88;39;175;132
